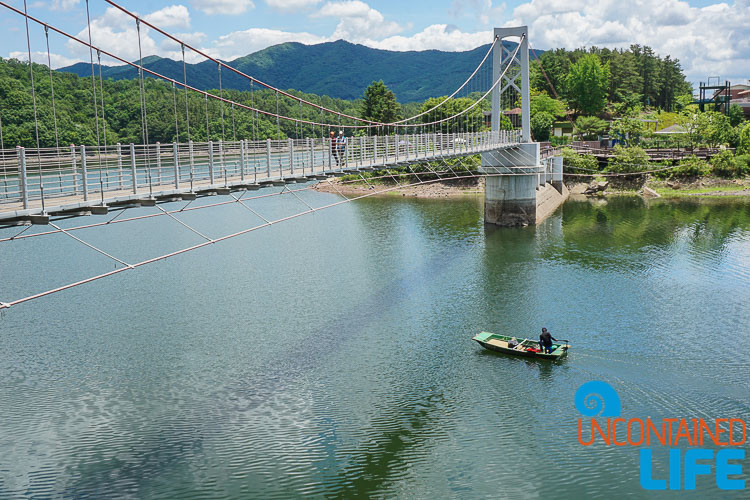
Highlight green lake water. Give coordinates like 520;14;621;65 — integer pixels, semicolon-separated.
1;190;749;498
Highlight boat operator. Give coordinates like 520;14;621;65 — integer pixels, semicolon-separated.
539;327;557;354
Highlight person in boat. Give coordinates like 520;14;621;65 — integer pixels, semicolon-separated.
539;327;557;354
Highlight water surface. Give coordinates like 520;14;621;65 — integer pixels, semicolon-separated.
1;191;749;498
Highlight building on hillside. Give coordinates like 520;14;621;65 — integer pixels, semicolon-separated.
729;82;750;118
709;82;750;117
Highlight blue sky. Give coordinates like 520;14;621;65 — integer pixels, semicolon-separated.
1;0;748;87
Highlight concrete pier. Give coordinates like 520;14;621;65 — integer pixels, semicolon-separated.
482;144;568;227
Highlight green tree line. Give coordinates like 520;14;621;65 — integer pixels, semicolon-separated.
531;45;692;113
0;57;373;149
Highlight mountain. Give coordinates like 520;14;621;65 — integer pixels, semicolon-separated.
58;39;537;103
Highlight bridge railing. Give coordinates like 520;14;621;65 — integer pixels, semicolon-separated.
0;130;521;212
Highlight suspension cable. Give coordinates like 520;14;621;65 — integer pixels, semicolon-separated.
1;163;518;311
22;0;44;212
1;1;503;131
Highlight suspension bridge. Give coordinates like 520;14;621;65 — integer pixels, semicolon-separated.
0;1;568;310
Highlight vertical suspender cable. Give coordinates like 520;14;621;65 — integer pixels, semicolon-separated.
275;91;280;140
250;80;258;177
135;17;149;145
23;0;45;211
135;16;151;193
218;63;225;141
0;92;6;197
44;26;62;185
231;102;236;142
84;0;103;199
97;49;109;190
181;44;190;140
172;82;179;142
250;80;256;142
204;94;209;141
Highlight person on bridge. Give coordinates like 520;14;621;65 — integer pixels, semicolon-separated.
539;327;557;354
337;131;348;166
329;131;337;165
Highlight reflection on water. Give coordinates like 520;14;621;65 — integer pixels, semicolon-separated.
1;191;749;498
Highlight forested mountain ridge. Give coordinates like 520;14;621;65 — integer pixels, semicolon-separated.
59;40;505;103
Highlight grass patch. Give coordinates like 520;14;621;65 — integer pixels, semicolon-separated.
652;185;750;197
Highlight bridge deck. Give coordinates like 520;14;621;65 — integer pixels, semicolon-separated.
0;131;520;221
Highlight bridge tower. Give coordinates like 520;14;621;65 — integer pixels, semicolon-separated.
482;26;567;227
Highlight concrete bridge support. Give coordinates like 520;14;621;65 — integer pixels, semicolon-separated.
482;144;569;227
483;25;568;227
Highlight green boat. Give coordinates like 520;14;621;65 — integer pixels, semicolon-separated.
472;332;570;360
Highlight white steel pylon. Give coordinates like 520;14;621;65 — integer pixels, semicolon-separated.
492;26;530;143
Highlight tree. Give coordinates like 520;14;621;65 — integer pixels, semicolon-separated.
359;80;401;133
575;116;608;140
561;147;599;174
607;145;650;187
565;54;610;115
531;111;554;141
610;114;649;145
418;96;488;133
530;49;570;99
728;104;745;127
737;123;750;154
530;91;566;119
679;111;732;148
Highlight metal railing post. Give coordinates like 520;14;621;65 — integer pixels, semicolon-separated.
208;140;215;184
266;138;272;177
218;139;224;180
240;140;246;181
188;140;195;190
308;138;313;175
156;142;162;186
81;144;90;200
288;138;294;176
373;135;378;166
129;143;137;194
115;143;123;189
395;133;399;162
173;142;180;188
70;144;79;195
18;147;28;209
359;136;364;167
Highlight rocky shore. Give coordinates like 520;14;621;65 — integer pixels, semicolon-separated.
314;175;750;199
313;177;484;198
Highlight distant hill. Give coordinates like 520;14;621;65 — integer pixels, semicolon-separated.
58;39;537;103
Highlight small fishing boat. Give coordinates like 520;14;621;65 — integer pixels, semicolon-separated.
472;331;570;360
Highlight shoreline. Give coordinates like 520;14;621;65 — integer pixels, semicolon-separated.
313;177;485;198
314;176;750;199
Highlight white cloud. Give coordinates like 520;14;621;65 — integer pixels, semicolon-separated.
50;0;80;10
36;0;749;89
144;5;191;29
65;6;206;65
213;28;328;59
369;24;492;52
449;0;506;26
67;6;155;63
8;50;78;69
191;0;254;15
508;0;750;85
314;1;403;41
265;0;321;11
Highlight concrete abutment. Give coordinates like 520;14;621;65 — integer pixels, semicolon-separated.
482;144;568;227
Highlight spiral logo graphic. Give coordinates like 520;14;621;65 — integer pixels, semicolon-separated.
575;381;621;417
